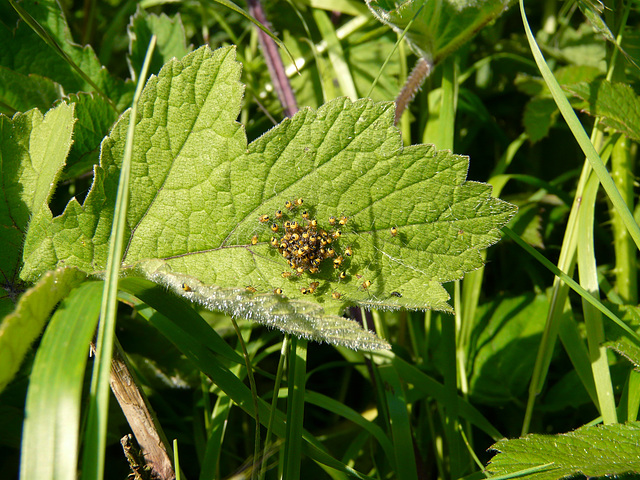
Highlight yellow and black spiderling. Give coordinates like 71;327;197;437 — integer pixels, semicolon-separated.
390;226;398;237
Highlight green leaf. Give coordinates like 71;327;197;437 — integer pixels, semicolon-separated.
0;102;75;285
366;0;513;64
127;7;190;82
0;0;132;111
565;80;640;142
538;23;607;70
21;45;516;349
604;305;640;369
522;97;558;143
0;68;61;116
487;422;640;479
62;93;119;179
20;281;102;480
468;293;548;404
0;267;87;394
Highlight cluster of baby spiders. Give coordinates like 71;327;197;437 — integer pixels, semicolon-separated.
247;198;363;299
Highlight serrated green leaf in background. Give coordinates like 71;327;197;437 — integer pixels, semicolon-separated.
127;7;191;82
523;98;558;143
1;0;132;111
0;68;62;116
0;267;87;394
366;0;513;64
62;93;119;179
566;80;640;142
0;102;75;290
21;45;516;349
468;293;547;404
487;422;640;479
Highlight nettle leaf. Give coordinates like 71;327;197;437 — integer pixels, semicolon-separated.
127;7;191;82
21;46;516;350
0;67;62;115
487;422;640;479
62;93;119;179
366;0;513;64
566;80;640;142
0;102;75;296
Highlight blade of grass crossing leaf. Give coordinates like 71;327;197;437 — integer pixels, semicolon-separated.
502;227;640;345
313;9;358;100
378;364;419;480
20;281;103;480
283;336;307;480
578;172;617;423
519;0;640;251
81;35;156;480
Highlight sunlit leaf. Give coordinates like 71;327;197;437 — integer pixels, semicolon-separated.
21;45;516;349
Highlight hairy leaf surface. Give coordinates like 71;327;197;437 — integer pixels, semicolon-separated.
20;46;515;349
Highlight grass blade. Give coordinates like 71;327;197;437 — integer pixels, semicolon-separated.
81;35;156;480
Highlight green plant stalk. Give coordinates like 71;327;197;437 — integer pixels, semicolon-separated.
173;439;181;480
624;370;640;422
283;336;307;480
81;36;156;480
578;171;617;424
397;39;412;144
520;0;640;253
610;136;637;304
